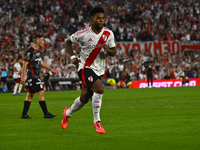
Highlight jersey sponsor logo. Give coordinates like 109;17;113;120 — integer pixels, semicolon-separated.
84;43;104;51
27;52;30;56
87;38;93;42
88;75;93;82
36;53;40;57
35;58;42;61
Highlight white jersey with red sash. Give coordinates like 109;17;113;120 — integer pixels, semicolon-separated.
70;27;116;76
13;62;21;79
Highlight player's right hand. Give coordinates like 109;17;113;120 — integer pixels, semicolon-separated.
72;58;81;65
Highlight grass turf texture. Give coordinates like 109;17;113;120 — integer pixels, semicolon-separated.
0;87;200;150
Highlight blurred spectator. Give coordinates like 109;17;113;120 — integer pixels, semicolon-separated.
0;64;8;92
55;83;60;91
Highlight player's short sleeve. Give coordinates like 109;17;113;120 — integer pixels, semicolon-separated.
24;50;32;62
108;31;116;48
70;32;82;44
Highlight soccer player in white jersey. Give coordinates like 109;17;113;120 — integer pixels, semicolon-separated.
61;7;116;134
13;56;23;96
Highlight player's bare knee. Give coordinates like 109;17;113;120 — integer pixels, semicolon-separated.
96;88;104;94
26;93;34;101
29;93;34;98
92;82;104;94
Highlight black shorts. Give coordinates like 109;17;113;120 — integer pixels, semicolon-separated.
1;77;7;83
26;78;44;93
78;68;100;89
14;78;21;83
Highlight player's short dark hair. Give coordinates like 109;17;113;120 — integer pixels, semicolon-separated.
89;7;104;18
17;55;22;61
33;34;43;40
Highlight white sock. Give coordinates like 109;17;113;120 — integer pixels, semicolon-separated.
92;92;103;123
13;83;19;94
18;84;23;93
66;96;84;117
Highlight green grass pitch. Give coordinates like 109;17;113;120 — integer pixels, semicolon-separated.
0;86;200;150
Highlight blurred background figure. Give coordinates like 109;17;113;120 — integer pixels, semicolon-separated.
43;69;52;91
13;56;23;96
1;65;8;93
145;62;153;88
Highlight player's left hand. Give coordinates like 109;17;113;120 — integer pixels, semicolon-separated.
103;45;116;56
103;45;109;53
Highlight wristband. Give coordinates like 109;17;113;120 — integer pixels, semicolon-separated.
70;55;76;60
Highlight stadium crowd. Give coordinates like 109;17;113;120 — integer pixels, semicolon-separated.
0;0;200;91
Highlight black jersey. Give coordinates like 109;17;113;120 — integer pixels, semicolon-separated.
24;46;43;80
147;67;152;75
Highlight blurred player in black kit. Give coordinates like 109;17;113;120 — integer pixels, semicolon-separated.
43;69;51;91
145;62;153;88
21;35;57;119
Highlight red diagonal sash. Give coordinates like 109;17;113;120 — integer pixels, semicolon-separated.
82;30;110;87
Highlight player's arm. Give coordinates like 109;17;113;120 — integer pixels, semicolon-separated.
103;45;116;56
65;37;81;65
103;31;116;56
21;61;29;85
41;61;57;76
